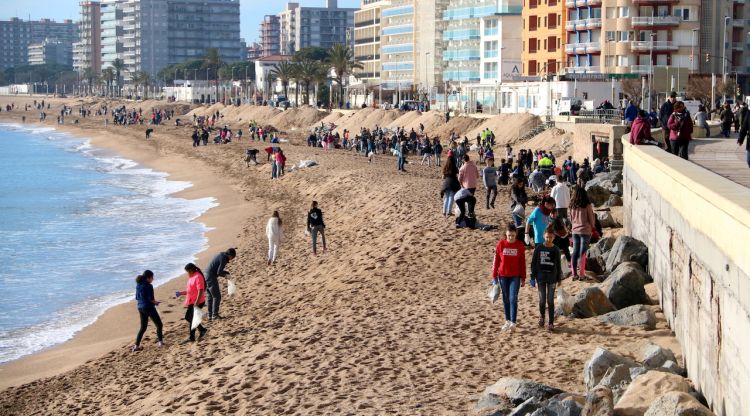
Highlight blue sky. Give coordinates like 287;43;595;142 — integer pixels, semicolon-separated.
1;0;360;43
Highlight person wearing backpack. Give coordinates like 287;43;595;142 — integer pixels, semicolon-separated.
667;101;694;160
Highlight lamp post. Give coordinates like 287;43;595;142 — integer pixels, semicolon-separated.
691;28;698;74
648;32;655;110
722;16;729;102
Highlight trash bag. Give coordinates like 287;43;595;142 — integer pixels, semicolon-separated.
555;287;573;315
191;306;204;330
227;279;237;296
488;284;500;303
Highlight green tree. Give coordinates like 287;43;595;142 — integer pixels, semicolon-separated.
296;60;326;106
130;71;151;99
326;44;362;108
269;60;295;100
293;46;329;62
110;58;126;95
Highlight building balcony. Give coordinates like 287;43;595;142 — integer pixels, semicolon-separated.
565;66;598;74
631;16;680;28
566;0;576;8
566;42;600;54
731;19;747;28
586;18;602;29
632;0;679;4
630;65;651;74
732;42;744;51
631;40;679;52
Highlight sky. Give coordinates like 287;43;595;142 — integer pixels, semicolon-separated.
0;0;360;44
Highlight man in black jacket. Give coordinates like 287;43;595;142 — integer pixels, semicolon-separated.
738;102;750;168
659;92;677;152
205;248;236;320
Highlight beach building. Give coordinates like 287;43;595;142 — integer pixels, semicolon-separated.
522;0;566;76
247;42;264;61
260;15;281;58
277;1;357;56
28;38;73;67
0;18;77;70
563;0;701;75
255;55;293;100
353;0;386;85
73;1;102;74
100;0;242;78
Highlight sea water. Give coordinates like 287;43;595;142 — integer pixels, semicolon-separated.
0;124;216;363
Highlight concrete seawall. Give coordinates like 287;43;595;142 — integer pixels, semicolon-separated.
622;138;750;416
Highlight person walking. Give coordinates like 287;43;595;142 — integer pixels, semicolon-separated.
530;227;563;331
132;270;164;351
266;211;283;265
720;103;734;138
307;201;327;256
549;176;570;219
458;154;479;194
433;138;443;167
440;156;461;217
738;102;750;168
482;158;498;209
510;178;529;243
176;263;207;343
667;101;694;160
491;222;527;332
525;196;555;247
204;248;236;320
569;187;595;280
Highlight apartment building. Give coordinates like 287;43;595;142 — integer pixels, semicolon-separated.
353;0;386;83
278;1;357;56
442;0;522;83
73;1;102;73
479;11;523;84
521;0;566;76
247;43;263;61
0;18;77;69
699;0;749;76
260;15;281;58
100;0;242;77
28;38;73;66
564;0;700;75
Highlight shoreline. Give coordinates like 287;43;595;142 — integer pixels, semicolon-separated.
0;114;250;389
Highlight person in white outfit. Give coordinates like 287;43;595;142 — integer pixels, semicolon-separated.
549;176;571;219
266;211;283;265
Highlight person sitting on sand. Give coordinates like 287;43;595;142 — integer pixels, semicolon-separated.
133;270;163;352
491;222;527;332
307;201;327;256
176;263;207;343
530;227;563;331
266;211;283;265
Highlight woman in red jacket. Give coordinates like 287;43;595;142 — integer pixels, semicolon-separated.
667;101;693;160
491;222;527;332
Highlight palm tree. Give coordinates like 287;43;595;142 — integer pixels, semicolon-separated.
269;61;295;101
101;67;115;96
130;71;151;99
326;44;363;108
82;67;97;95
111;58;126;96
297;60;325;106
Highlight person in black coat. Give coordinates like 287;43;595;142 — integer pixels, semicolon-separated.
659;92;677;152
738;102;750;168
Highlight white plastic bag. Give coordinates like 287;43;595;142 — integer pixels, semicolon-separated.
227;279;237;296
191;306;204;330
556;287;573;316
488;284;500;303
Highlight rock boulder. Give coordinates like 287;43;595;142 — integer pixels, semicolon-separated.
605;236;649;272
597;305;657;330
583;347;638;390
598;262;650;309
639;343;677;369
644;391;715;416
581;385;614;416
605;195;623;207
614;371;691;416
596;210;620;228
483;377;563;406
572;287;616;318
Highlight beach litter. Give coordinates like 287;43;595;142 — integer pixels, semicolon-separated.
191;307;204;330
291;160;318;171
227;279;237;296
488;284;500;303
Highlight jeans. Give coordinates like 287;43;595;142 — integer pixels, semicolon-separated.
572;234;591;276
538;282;556;324
184;304;206;341
747;150;750;168
670;140;689;160
553;235;572;262
498;277;521;323
486;186;497;208
271;162;278;178
311;225;326;254
135;307;163;345
662;128;672;152
421;153;432;166
442;190;455;215
455;195;476;225
205;279;221;318
435;153;442;166
397;156;405;171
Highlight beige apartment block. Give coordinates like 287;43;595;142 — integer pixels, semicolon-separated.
353;0;387;83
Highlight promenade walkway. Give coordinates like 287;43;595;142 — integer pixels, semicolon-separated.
690;137;750;188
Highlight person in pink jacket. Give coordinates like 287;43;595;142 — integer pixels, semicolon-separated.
667;101;693;160
569;186;596;280
458;155;479;194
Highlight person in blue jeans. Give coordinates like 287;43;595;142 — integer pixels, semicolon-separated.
133;270;163;352
397;139;407;172
440;156;460;216
491;223;527;332
525;197;556;246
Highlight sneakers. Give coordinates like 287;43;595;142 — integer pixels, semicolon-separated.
131;345;143;352
538;318;545;328
547;324;554;332
508;322;517;332
198;327;208;340
157;341;164;348
181;338;195;344
500;321;512;331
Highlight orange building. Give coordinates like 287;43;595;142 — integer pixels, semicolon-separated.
521;0;567;76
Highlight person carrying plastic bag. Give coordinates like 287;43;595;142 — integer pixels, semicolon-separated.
490;222;527;332
175;263;207;343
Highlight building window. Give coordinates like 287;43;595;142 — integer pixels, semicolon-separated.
529;60;537;75
548;36;557;52
618;7;630;18
529;38;537;53
606;31;616;42
548;13;557;29
529;16;537;31
673;8;690;21
529;0;538;9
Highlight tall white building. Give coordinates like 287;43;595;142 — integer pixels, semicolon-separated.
278;1;357;56
73;1;102;74
100;0;242;77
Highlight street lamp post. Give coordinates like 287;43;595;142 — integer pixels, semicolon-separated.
649;33;655;110
691;28;698;74
722;16;730;102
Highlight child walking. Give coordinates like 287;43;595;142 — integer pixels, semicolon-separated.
530;227;563;331
176;263;207;343
491;222;527;332
133;270;163;352
266;211;283;265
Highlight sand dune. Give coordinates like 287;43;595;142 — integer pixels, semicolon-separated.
0;97;681;415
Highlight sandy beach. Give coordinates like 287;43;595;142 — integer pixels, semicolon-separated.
0;96;681;415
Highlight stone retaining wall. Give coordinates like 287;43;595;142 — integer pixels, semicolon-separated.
621;137;750;416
